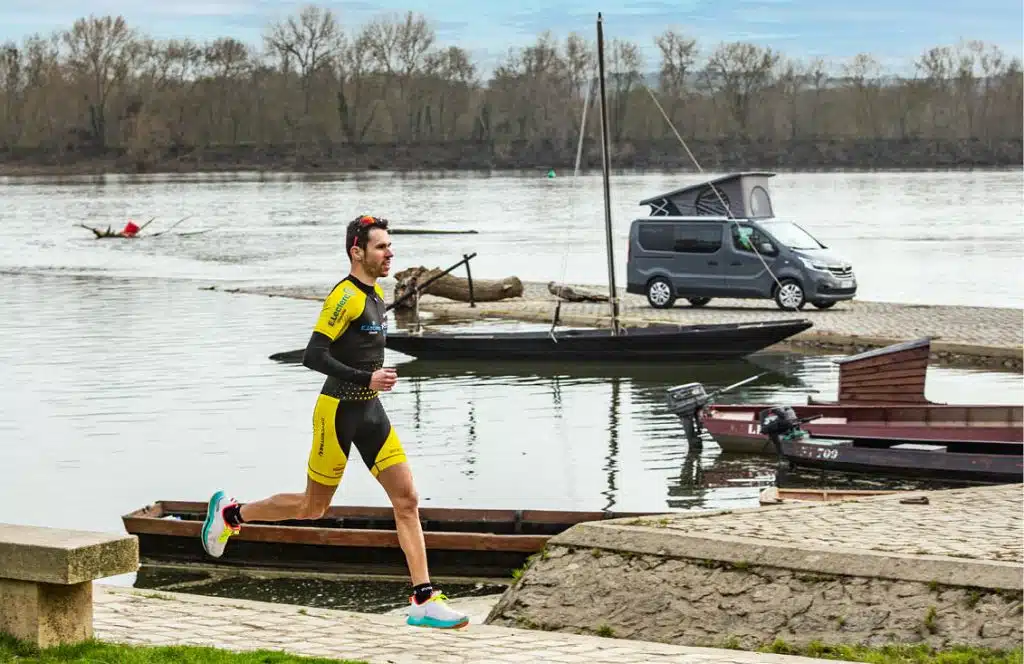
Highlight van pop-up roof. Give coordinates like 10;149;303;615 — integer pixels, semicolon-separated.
639;172;776;219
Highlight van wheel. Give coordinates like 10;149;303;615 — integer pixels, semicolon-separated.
774;279;806;310
646;277;676;309
812;301;836;309
687;297;711;307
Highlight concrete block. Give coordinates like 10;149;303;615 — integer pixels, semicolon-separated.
0;523;138;647
0;523;138;584
0;578;93;648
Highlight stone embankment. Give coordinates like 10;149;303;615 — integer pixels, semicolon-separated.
484;483;1024;652
217;280;1024;372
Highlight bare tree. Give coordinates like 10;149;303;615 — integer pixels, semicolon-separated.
62;15;140;147
703;42;780;136
264;5;343;116
0;43;21;145
842;53;883;136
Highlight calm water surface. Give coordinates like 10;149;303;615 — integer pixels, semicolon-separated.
1;272;1020;535
1;169;1022;307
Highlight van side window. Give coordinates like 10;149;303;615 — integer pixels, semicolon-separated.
731;225;776;255
638;224;675;252
638;223;722;253
675;225;722;253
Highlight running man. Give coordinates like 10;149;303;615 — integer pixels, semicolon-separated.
200;214;469;630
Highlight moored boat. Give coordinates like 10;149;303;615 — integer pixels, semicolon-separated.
121;501;657;579
758;486;899;505
668;336;1022;455
759;406;1023;485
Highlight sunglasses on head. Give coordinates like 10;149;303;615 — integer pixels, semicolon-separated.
352;215;380;248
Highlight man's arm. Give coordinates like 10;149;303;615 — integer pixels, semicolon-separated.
301;282;373;387
301;331;373;386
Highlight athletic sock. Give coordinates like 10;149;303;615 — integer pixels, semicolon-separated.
223;503;244;528
412;582;434;605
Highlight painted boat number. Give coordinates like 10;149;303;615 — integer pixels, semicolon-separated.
797;445;840;460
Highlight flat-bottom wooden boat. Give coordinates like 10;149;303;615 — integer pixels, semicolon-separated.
758;487;899;505
122;501;657;579
776;435;1023;484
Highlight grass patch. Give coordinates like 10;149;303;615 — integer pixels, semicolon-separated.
759;639;1023;664
0;634;367;663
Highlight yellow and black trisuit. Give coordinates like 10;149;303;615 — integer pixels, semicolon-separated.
301;275;406;487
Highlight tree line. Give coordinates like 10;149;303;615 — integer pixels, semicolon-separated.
0;6;1021;172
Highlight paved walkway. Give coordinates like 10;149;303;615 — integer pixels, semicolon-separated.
556;483;1024;591
648;483;1023;564
93;585;836;664
219;280;1023;368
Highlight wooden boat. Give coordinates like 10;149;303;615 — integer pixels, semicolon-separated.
121;501;656;579
758;487;898;505
775;435;1023;484
759;406;1023;484
384;319;814;362
690;338;1023;454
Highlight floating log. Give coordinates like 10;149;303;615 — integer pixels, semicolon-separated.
77;223;136;239
393;265;523;308
547;281;610;302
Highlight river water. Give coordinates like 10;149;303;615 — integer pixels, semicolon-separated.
1;169;1021;609
1;169;1022;307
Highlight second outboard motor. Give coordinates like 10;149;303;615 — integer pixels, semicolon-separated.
758;406;803;438
758;405;822;458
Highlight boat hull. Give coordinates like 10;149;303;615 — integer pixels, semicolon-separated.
700;403;1023;455
778;438;1024;484
384;319;813;361
122;501;656;579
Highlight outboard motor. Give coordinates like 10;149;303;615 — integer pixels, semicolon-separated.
758;406;803;438
664;372;770;450
758;406;821;457
665;382;710;448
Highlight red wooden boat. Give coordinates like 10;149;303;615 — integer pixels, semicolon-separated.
689;338;1023;455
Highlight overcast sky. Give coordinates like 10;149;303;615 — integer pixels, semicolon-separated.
1;0;1020;76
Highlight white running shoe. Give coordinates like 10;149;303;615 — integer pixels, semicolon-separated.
406;590;469;629
200;490;239;558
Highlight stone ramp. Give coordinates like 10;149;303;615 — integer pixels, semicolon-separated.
486;484;1024;651
93;585;837;664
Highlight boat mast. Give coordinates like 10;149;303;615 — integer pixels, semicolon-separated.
596;12;621;336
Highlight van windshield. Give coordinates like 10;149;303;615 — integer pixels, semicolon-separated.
759;220;825;250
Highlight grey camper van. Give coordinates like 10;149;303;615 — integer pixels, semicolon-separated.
625;172;857;311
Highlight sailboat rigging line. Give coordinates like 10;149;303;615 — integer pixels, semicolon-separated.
554;66;597;310
640;85;797;311
597;12;622;335
552;63;598;344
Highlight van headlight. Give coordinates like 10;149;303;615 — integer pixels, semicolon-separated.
799;258;828;271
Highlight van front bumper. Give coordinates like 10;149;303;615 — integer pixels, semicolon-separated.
812;275;857;302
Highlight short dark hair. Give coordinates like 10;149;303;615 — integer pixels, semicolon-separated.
346;215;389;257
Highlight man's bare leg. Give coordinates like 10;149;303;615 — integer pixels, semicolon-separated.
240;477;337;522
201;477;336;558
378;462;468;627
375;462;429;586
